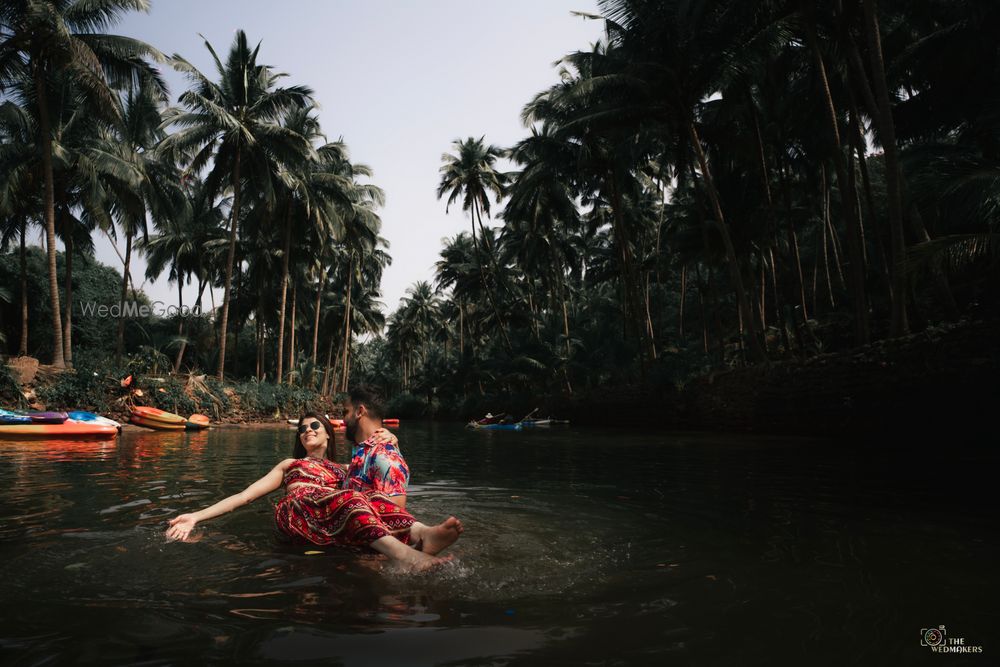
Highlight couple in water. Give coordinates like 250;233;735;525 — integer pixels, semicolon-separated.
165;387;463;572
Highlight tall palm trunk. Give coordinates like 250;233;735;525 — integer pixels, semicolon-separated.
695;264;709;353
820;166;835;307
311;264;326;365
35;62;65;368
804;18;870;345
458;300;464;358
62;212;74;368
287;282;297;385
527;289;540;341
216;143;241;381
173;276;186;373
862;0;907;336
275;201;293;382
560;290;572;360
321;333;335;395
339;257;353;393
471;200;513;353
778;158;810;323
749;93;791;339
195;276;207;311
644;271;657;358
18;222;28;356
116;232;133;363
679;264;687;339
608;171;653;364
688;122;766;361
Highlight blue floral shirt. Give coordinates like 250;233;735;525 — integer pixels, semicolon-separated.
342;428;410;497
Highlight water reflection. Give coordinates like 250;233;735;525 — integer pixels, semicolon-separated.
0;424;996;665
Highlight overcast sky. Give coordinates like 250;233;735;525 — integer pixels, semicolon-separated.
83;0;604;315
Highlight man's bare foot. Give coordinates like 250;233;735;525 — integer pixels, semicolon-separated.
413;517;464;555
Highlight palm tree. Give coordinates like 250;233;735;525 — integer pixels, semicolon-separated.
0;100;38;357
437;136;513;353
552;0;769;360
434;232;480;359
102;82;184;362
504;122;582;362
401;281;440;363
160;30;314;380
0;0;165;367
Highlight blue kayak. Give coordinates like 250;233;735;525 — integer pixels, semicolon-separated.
68;411;122;429
0;409;32;425
468;421;523;430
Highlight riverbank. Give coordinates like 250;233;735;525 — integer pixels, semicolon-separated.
0;362;341;426
435;317;1000;437
4;317;997;436
673;317;999;436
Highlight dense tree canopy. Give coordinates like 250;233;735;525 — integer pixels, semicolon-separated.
2;1;997;412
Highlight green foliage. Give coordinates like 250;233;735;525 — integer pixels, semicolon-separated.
0;363;24;406
34;360;121;412
385;392;429;420
233;378;319;418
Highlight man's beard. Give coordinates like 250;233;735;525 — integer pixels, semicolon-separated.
345;417;358;443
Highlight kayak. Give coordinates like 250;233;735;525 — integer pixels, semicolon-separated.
383;418;400;427
1;410;69;425
521;419;552;427
0;409;32;425
67;411;122;430
185;414;211;430
467;421;523;430
130;406;186;426
29;411;69;424
130;414;186;431
0;422;118;440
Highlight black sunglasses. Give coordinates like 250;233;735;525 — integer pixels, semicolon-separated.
297;420;322;434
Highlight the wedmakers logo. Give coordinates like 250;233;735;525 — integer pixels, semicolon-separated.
920;626;983;654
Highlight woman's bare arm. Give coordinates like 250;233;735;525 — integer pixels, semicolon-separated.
165;459;293;541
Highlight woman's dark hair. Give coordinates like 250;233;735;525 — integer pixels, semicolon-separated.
348;385;384;420
292;412;335;459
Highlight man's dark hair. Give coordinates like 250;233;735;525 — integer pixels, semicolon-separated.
349;385;384;420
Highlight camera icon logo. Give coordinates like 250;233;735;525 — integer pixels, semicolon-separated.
921;625;946;647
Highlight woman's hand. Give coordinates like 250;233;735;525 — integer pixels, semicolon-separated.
166;513;198;541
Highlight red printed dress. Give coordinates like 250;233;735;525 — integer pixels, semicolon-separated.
273;457;414;548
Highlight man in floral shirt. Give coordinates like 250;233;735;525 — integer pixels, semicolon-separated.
342;386;410;508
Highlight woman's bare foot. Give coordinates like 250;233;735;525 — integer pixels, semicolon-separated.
412;517;464;555
399;551;454;573
371;535;456;573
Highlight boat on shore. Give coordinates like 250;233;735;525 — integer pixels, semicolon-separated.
68;411;122;430
130;406;210;431
0;422;119;440
1;408;121;440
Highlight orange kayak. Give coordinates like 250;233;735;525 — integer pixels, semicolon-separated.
0;422;119;440
185;414;211;430
131;406;186;426
130;414;186;431
383;418;400;427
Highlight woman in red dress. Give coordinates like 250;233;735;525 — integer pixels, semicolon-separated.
166;413;462;572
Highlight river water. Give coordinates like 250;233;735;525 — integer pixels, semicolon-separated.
0;423;995;665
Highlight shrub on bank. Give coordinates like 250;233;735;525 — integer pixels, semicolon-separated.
385;392;430;419
0;363;24;406
34;360;123;412
232;378;320;418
